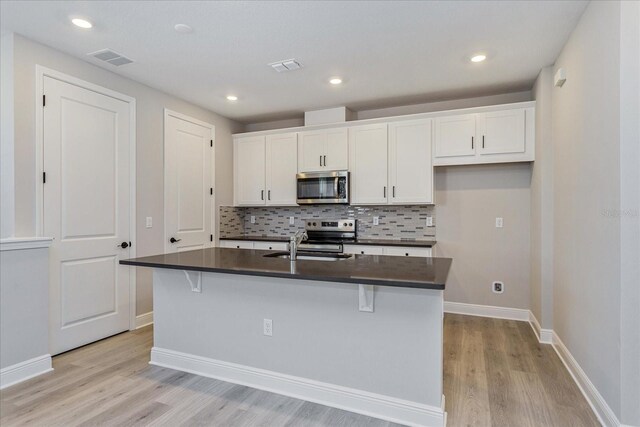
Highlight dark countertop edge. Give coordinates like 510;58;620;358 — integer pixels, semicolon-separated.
219;236;437;247
119;260;446;290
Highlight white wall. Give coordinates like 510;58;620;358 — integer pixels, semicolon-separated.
11;34;243;315
1;32;15;239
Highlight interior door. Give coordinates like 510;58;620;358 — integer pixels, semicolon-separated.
349;124;389;205
477;109;526;155
389;119;433;204
165;113;214;253
298;131;326;172
234;136;266;206
43;76;131;355
434;114;476;158
266;133;298;206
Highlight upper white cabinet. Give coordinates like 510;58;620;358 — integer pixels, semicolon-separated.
350;120;434;205
349;124;389;205
234;133;298;206
434;106;534;166
388;119;433;204
298;128;348;172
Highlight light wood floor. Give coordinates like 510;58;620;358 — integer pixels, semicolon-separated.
0;314;600;427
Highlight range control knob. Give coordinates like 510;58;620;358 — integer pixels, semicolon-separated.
343;222;348;226
313;222;317;226
349;222;353;226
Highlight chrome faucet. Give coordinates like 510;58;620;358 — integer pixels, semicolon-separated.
289;230;308;261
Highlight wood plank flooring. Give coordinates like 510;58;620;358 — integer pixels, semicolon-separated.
0;314;600;426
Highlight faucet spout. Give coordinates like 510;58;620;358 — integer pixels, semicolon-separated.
289;230;308;261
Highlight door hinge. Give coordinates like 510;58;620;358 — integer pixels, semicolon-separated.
210;187;213;195
43;172;46;183
42;95;45;107
210;234;213;242
210;140;213;147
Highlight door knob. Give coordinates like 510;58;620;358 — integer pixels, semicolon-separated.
169;237;181;243
118;241;130;249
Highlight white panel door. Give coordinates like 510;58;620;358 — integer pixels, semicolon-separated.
234;136;266;206
298;131;326;172
434;114;476;158
349;124;388;205
43;76;131;355
266;133;298;206
324;128;349;170
165;113;214;253
389;119;433;204
477;109;526;155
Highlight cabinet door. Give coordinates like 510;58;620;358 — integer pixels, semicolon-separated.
343;245;385;255
298;130;326;172
234;136;266;206
266;133;298;206
220;240;254;249
389;119;433;204
477;109;525;155
383;246;432;257
434;114;476;158
253;241;288;251
349;124;389;205
324;128;349;170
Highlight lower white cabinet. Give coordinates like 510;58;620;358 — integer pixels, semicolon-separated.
343;245;432;257
219;240;288;250
219;240;255;249
253;241;288;251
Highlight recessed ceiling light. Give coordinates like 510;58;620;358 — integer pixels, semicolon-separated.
470;54;487;63
71;18;93;29
174;24;193;34
329;78;343;85
226;95;238;101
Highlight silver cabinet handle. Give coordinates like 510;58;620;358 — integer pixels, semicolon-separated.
393;186;396;197
471;136;474;149
268;190;271;200
482;135;485;148
261;190;264;200
323;155;326;166
383;186;386;197
320;155;322;167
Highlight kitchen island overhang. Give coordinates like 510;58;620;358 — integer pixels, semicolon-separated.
121;248;452;427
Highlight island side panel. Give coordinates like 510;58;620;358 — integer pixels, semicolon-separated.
152;268;443;408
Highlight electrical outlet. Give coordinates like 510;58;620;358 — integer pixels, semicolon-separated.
289;216;295;226
250;215;256;224
492;281;504;294
495;217;504;228
426;216;433;227
145;217;152;228
373;216;379;226
263;319;273;336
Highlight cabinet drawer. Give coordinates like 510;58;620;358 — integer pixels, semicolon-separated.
383;246;432;257
219;240;254;249
253;241;288;251
343;245;385;255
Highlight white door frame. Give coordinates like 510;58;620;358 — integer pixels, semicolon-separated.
35;65;138;331
163;109;215;252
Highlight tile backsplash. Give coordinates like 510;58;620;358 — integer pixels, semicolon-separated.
220;205;436;240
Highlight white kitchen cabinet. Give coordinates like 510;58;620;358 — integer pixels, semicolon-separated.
298;128;348;172
388;119;433;204
349;124;389;205
434;114;476;159
234;133;298;207
343;244;432;257
253;241;288;251
266;133;298;206
234;136;266;206
343;245;385;256
219;240;254;249
477;109;525;156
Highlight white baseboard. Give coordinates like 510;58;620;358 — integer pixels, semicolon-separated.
150;347;445;427
135;311;153;329
0;354;53;390
528;311;553;344
444;301;530;321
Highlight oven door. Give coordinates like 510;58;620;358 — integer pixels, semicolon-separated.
296;171;349;204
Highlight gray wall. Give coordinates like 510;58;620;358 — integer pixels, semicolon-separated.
550;1;640;423
1;32;14;239
435;164;531;309
10;34;243;316
0;247;49;368
530;67;554;329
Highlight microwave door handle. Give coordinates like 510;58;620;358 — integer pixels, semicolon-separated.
334;177;339;197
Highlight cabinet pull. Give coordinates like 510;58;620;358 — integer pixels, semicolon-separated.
471;136;474;149
323;155;326;166
268;190;271;200
393;186;396;197
320;155;323;167
261;190;264;200
383;186;386;197
482;135;485;148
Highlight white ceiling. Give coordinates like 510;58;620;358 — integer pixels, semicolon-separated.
0;0;587;123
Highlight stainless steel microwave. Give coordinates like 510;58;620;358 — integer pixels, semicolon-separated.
296;171;349;205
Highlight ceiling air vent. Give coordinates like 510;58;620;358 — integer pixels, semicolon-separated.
268;59;302;73
88;49;133;66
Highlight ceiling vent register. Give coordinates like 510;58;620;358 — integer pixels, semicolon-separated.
269;59;302;72
88;49;134;66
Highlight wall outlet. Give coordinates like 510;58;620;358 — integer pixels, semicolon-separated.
250;215;256;224
426;216;433;227
145;217;152;228
263;319;273;336
289;216;295;226
492;281;504;294
373;216;379;226
495;217;504;228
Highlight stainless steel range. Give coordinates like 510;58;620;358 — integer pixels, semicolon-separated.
298;219;357;254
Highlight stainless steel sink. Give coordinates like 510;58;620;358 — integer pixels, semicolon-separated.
263;251;352;261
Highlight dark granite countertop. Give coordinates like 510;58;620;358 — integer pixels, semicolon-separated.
220;235;437;247
120;248;451;290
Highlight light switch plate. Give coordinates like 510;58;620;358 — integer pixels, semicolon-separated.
496;217;504;228
426;216;433;227
373;216;379;226
250;216;256;224
145;217;152;228
289;216;295;225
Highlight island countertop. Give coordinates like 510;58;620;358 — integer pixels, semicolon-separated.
120;247;451;290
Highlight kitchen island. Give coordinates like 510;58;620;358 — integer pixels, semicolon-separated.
121;248;452;427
